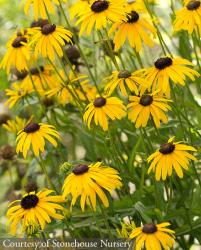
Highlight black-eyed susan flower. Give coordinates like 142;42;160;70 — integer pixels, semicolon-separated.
0;35;30;73
7;189;64;235
143;56;199;97
76;0;126;36
109;9;156;51
24;0;67;20
70;0;90;19
174;0;201;34
32;23;72;61
62;162;122;211
129;222;175;250
83;96;127;131
21;65;57;94
3;116;27;134
16;122;60;158
5;82;33;109
104;70;146;96
46;69;89;105
127;91;172;128
147;137;197;181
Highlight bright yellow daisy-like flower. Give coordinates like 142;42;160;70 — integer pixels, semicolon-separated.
127;91;172;128
46;69;89;105
0;35;30;74
32;23;72;61
143;56;199;97
24;0;66;20
62;162;122;211
70;0;90;19
83;96;127;131
174;0;201;34
7;189;64;235
21;65;57;94
16;122;60;158
147;137;197;181
2;116;27;134
76;0;126;36
104;70;145;96
130;222;175;250
109;9;156;51
5;82;33;109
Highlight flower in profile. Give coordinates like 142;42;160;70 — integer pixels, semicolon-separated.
127;91;172;128
46;69;89;105
76;0;126;36
129;222;175;250
32;23;72;61
7;189;64;235
5;82;33;109
104;70;146;96
83;96;127;131
147;137;197;181
0;34;30;73
24;0;67;20
143;56;199;97
16;122;60;158
21;65;57;94
109;8;156;51
174;0;201;34
3;116;27;134
62;162;122;211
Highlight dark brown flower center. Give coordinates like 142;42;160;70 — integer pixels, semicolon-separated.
127;11;139;23
12;36;27;48
25;181;38;193
30;19;49;28
30;66;44;75
17;29;28;37
0;145;15;160
187;0;200;10
13;69;28;80
21;194;39;209
41;24;56;35
93;97;107;107
154;57;173;70
91;0;109;13
142;223;158;234
0;114;10;125
118;70;131;79
159;143;175;154
24;123;40;133
140;95;153;106
73;164;89;175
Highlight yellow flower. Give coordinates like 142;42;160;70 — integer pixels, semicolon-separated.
21;65;58;94
174;0;201;34
46;69;89;105
130;222;175;250
147;137;197;181
7;189;64;235
143;56;199;97
2;116;27;134
24;0;67;20
70;0;90;19
104;70;146;96
127;91;172;128
62;162;122;211
76;0;126;36
0;35;30;74
83;96;127;131
16;122;60;158
5;82;33;109
109;9;156;51
31;23;72;61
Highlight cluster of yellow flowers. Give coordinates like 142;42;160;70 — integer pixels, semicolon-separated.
1;0;201;248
